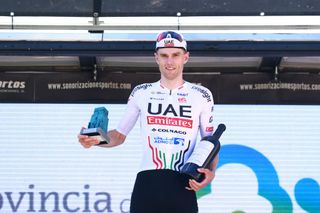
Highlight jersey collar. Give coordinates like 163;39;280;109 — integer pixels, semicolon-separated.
158;80;188;91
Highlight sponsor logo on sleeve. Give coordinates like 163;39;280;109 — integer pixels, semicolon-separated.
205;126;214;132
209;116;213;123
191;85;212;102
130;83;152;97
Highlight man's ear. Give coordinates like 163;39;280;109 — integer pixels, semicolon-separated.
154;52;160;65
184;52;190;64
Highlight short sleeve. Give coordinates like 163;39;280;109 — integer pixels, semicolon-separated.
199;88;214;138
116;87;141;136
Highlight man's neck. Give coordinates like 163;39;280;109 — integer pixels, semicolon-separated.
160;78;185;90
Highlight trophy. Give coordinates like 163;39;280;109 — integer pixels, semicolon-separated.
80;107;110;145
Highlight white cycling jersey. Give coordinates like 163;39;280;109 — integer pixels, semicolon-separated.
117;81;214;172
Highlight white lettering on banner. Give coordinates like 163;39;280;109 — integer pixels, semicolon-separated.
0;184;117;212
0;80;26;89
47;81;132;90
240;82;320;91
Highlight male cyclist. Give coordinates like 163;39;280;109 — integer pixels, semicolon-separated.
78;31;218;213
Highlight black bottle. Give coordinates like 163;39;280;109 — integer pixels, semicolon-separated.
180;124;226;182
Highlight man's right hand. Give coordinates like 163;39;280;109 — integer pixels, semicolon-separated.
78;128;126;148
78;128;100;148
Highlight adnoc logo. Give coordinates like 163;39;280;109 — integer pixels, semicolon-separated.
153;136;185;145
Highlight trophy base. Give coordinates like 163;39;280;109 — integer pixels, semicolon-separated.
80;128;110;145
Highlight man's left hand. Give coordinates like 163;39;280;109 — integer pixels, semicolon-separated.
186;168;215;191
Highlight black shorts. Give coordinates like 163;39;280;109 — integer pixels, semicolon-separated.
130;169;198;213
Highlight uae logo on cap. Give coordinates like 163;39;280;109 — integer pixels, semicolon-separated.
164;34;175;47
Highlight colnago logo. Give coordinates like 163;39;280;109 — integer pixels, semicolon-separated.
147;116;193;128
152;128;187;135
0;80;25;89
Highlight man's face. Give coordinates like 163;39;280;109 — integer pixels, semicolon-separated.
154;48;189;81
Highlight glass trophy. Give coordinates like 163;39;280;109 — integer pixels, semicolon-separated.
80;107;110;145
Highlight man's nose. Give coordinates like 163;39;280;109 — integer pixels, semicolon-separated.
166;57;174;64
